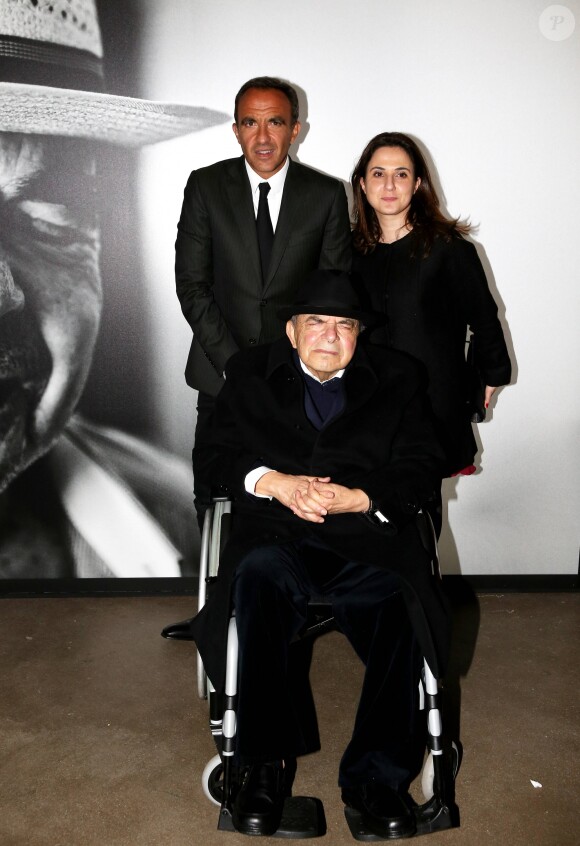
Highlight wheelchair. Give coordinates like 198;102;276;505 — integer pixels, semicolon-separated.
171;497;460;839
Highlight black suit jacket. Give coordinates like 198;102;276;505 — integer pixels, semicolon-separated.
175;156;351;395
192;339;451;691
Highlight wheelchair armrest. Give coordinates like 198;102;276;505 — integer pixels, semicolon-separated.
210;485;231;503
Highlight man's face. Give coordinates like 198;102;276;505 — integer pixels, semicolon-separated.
233;88;300;177
286;314;359;382
0;132;101;492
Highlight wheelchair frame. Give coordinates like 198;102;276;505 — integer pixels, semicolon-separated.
196;498;460;839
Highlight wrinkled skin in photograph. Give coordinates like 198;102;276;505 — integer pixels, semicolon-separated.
0;132;101;492
0;132;199;579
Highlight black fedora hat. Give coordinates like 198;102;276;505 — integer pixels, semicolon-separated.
277;269;384;329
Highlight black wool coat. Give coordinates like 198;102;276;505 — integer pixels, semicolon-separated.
353;233;512;475
191;338;452;692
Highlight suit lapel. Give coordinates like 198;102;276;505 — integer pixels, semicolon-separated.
263;159;303;291
225;157;262;285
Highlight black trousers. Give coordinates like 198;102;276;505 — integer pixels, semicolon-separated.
232;539;425;791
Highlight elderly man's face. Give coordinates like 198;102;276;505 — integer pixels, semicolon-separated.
286;314;359;382
0;132;101;492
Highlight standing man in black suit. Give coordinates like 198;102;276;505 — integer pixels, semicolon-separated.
175;76;351;525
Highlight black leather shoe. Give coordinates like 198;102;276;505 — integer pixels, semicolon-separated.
342;782;416;839
233;762;286;836
160;617;195;640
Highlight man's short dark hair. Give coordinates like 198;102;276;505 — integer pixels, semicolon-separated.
234;77;299;125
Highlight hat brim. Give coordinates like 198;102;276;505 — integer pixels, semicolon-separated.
0;83;230;146
277;304;384;330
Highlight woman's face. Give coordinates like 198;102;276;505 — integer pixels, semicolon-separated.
360;146;420;226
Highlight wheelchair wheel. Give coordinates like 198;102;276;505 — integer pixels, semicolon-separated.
420;742;460;801
202;754;224;806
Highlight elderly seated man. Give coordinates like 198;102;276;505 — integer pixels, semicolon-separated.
191;269;451;839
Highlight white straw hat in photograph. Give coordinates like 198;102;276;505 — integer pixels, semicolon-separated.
0;0;229;146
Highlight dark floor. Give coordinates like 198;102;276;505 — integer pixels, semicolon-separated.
1;592;578;846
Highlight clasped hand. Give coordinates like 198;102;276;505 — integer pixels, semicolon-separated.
255;471;369;523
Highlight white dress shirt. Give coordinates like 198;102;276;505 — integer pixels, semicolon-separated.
245;156;290;231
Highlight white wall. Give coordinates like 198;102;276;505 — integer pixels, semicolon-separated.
136;0;580;575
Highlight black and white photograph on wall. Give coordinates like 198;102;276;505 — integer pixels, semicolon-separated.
0;0;228;581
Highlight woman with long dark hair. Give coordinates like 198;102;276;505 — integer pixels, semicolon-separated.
351;132;511;531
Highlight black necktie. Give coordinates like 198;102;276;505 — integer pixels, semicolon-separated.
256;182;274;282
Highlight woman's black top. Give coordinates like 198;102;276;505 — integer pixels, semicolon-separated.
353;232;511;476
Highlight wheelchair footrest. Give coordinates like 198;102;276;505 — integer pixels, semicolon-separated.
414;796;459;836
160;618;195;640
344;796;459;840
218;796;326;838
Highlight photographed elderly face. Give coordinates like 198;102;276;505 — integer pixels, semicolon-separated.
0;131;101;493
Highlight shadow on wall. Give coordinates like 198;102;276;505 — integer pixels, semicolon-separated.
412;135;515;578
292;82;353;203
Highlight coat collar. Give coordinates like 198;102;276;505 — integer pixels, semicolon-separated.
265;337;380;416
